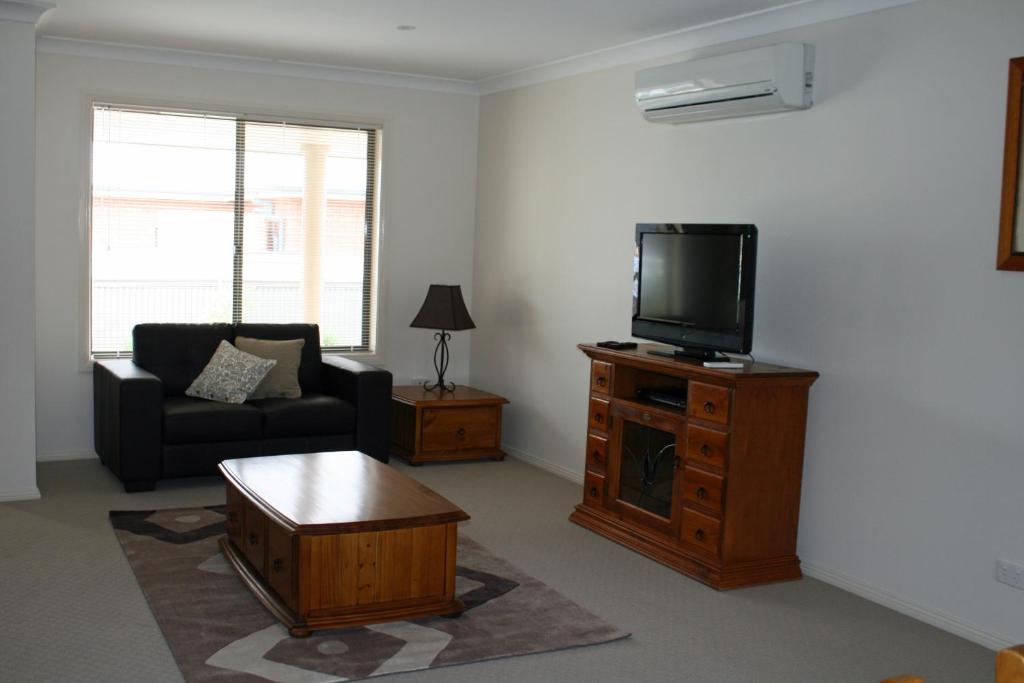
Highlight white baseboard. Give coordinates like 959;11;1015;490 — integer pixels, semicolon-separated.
37;449;98;462
802;561;1010;651
502;443;583;484
0;487;41;502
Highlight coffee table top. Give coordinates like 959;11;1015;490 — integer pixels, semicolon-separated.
220;451;470;534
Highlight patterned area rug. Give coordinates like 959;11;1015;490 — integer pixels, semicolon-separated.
110;506;627;682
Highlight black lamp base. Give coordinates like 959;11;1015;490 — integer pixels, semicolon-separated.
423;330;456;393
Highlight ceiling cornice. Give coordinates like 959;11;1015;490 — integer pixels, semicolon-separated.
35;35;481;96
0;0;54;26
32;0;920;98
478;0;921;95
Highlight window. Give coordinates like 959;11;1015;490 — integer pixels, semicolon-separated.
89;104;380;358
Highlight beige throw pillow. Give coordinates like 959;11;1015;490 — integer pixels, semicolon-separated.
235;336;305;399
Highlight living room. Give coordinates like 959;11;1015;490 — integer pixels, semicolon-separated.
2;0;1023;681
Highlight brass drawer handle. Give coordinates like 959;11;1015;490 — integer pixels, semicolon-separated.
694;529;705;542
642;412;652;422
272;558;284;573
700;444;711;457
703;401;715;415
593;413;604;423
696;486;708;500
596;376;607;387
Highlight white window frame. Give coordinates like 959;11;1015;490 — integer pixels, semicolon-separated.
78;96;385;368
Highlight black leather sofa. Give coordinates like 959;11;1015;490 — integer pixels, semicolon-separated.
93;323;392;492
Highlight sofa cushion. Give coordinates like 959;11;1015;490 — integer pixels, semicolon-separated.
185;340;277;404
250;393;355;438
163;397;263;444
235;336;305;399
234;323;323;393
134;323;234;396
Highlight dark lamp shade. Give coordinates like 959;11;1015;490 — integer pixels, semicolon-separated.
410;285;476;331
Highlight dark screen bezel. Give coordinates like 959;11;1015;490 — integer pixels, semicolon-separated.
632;223;757;354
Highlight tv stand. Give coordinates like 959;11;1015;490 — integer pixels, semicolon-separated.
647;346;723;362
571;342;818;589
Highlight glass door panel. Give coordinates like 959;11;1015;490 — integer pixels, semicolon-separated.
618;420;677;520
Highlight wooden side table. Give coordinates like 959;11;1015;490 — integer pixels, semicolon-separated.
391;385;509;464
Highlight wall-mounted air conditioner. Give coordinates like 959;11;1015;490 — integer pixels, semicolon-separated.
635;43;814;124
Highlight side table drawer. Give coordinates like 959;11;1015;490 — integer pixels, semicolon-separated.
590;361;612;395
422;406;498;452
681;508;721;558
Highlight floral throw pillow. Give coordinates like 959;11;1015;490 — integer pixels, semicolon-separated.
185;340;277;404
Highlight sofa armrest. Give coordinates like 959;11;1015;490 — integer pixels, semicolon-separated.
93;359;164;491
321;356;392;463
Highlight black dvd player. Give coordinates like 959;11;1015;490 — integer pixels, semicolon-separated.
636;387;687;409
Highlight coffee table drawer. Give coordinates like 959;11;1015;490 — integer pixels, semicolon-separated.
422;406;499;451
267;521;297;611
242;501;267;574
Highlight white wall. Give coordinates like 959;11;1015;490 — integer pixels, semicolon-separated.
472;0;1024;649
35;53;480;459
0;17;40;501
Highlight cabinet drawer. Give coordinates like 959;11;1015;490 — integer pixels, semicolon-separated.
583;471;605;508
225;485;243;549
681;508;721;558
586;434;607;474
590;361;612;396
241;501;267;574
588;397;610;433
682;466;725;515
688;382;731;426
266;521;296;611
686;425;728;470
422;406;498;451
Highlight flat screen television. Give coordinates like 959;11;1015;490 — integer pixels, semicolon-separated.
632;223;757;361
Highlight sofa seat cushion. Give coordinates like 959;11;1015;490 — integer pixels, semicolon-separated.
163;397;263;445
250;393;355;438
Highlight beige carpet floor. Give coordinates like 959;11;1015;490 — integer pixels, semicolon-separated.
0;457;993;682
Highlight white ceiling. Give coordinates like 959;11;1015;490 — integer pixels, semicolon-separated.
37;0;801;83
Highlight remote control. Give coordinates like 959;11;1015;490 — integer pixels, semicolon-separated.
703;361;744;369
596;341;638;350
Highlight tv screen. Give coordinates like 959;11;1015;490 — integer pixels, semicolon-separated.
632;224;756;356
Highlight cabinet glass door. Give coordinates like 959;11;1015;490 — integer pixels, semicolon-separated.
617;419;677;520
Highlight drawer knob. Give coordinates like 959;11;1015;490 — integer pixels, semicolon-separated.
642;412;652;422
272;558;284;573
589;486;599;498
703;401;715;415
227;512;238;522
592;450;602;463
694;529;705;542
457;427;466;438
248;532;259;546
700;444;711;457
596;376;607;387
696;486;708;500
594;413;603;423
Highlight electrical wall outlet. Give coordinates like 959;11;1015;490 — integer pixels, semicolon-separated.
996;559;1024;590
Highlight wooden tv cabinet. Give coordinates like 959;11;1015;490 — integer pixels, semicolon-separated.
569;344;818;589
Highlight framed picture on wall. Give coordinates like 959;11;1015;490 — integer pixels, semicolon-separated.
998;56;1024;271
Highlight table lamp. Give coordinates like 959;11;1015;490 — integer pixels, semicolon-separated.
410;284;475;393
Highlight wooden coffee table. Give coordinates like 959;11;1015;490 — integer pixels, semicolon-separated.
219;451;469;637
